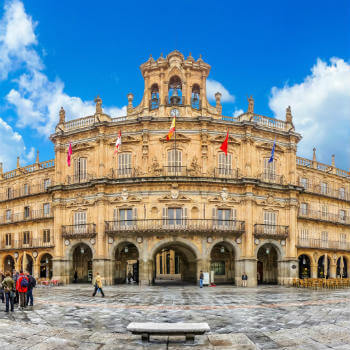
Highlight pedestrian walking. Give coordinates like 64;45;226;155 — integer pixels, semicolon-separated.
0;271;5;304
242;272;248;287
26;272;36;307
92;272;105;297
199;270;204;288
13;270;19;304
74;270;78;283
1;272;15;312
16;270;29;310
127;271;133;284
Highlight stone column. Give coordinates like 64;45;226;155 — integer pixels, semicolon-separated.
311;264;317;278
33;260;40;279
329;262;336;278
238;258;257;287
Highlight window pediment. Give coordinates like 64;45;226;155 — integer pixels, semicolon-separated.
159;133;191;143
257;142;284;153
210;135;240;145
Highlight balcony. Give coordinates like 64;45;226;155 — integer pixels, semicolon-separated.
110;168;140;179
0;238;54;251
254;224;289;239
62;223;97;238
298;209;350;226
298;181;350;201
297;238;350;252
105;219;245;236
259;172;284;185
0;209;53;225
0;182;53;202
214;168;239;179
66;173;95;184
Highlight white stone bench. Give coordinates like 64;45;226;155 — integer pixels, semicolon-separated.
127;322;210;342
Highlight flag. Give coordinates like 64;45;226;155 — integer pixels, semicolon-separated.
220;130;229;155
114;130;122;154
166;117;176;140
268;137;276;163
67;143;72;167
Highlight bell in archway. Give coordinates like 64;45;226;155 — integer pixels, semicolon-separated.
170;89;181;105
192;92;199;103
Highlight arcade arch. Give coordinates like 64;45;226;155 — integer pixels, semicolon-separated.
257;243;279;284
72;243;93;283
114;242;139;284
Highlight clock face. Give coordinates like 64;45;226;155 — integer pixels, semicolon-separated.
170;108;179;117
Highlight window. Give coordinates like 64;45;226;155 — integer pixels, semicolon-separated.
43;203;51;217
118;208;133;226
211;261;225;276
321;182;328;195
150;84;159;110
264;211;277;234
167;149;182;174
6;209;11;221
264;158;275;180
118;153;132;176
321;231;328;242
23;183;29;195
339;209;346;223
339;187;345;200
321;205;328;219
44;178;51;190
215;208;236;227
5;233;11;246
74;211;87;233
191;84;200;109
340;233;347;244
163;207;187;226
300;228;309;241
300;178;308;189
24;206;30;218
74;157;87;182
7;188;12;199
218;153;232;176
23;231;30;245
300;203;308;215
43;229;50;243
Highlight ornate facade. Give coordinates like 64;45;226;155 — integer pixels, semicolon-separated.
0;50;349;286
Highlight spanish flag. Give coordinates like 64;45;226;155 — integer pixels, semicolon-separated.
166;116;176;140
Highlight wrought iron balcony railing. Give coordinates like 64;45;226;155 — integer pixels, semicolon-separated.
0;238;54;251
254;224;289;239
62;223;97;238
214;168;239;179
297;238;350;251
105;219;245;236
110;168;140;179
0;209;52;225
259;172;284;184
298;180;350;201
298;209;350;225
0;182;53;202
66;173;95;184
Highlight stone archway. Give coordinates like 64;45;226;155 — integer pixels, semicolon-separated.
298;254;311;279
3;255;15;274
257;243;279;285
151;241;198;285
337;256;348;278
209;241;235;284
72;243;93;283
40;253;53;279
19;253;33;275
114;242;139;284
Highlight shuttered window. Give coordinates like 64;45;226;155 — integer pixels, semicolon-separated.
300;177;308;189
339;187;345;199
118;153;132;176
74;157;87;181
6;210;11;221
74;211;87;233
300;228;308;240
320;182;328;195
43;203;50;216
5;233;11;246
44;178;51;190
167;149;182;174
339;209;346;222
43;229;50;243
23;183;29;195
264;211;277;234
23;231;30;245
300;203;308;215
163;207;187;226
264;158;275;179
218;153;232;176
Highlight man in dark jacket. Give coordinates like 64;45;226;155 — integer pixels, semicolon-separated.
16;270;28;310
13;270;19;304
2;272;15;312
26;272;36;307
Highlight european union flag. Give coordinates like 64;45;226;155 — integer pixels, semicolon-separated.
268;137;276;163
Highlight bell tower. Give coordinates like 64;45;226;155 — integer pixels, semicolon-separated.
126;50;223;118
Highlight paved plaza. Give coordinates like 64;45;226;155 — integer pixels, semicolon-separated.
0;284;350;349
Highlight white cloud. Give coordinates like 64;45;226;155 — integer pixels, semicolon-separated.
0;118;34;171
233;109;244;117
206;79;235;103
269;58;350;169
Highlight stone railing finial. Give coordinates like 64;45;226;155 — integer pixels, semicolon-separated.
36;150;40;164
247;95;254;114
17;156;20;169
94;95;103;114
286;106;292;123
215;92;222;115
59;106;65;124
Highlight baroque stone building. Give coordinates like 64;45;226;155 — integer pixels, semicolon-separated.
0;50;349;286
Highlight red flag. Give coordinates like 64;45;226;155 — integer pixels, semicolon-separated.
67;143;72;167
220;130;229;155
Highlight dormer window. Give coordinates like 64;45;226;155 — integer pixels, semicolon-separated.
168;76;182;105
191;84;200;110
150;84;159;110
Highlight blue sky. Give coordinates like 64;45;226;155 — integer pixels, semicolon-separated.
0;0;349;171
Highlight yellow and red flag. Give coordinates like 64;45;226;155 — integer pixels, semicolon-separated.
166;116;176;140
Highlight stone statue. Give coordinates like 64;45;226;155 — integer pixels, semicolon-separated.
59;107;65;124
94;95;102;114
247;96;254;114
190;156;200;175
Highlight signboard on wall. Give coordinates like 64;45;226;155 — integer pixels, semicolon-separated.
203;272;210;285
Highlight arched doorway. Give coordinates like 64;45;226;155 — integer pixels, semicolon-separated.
298;254;311;279
318;255;330;278
257;244;278;284
152;242;197;285
72;243;93;283
336;256;348;278
40;254;53;279
115;242;139;284
4;255;15;274
210;242;235;284
20;254;33;275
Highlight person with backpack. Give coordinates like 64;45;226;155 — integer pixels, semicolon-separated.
26;272;36;307
2;272;15;312
16;270;29;310
92;272;105;297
